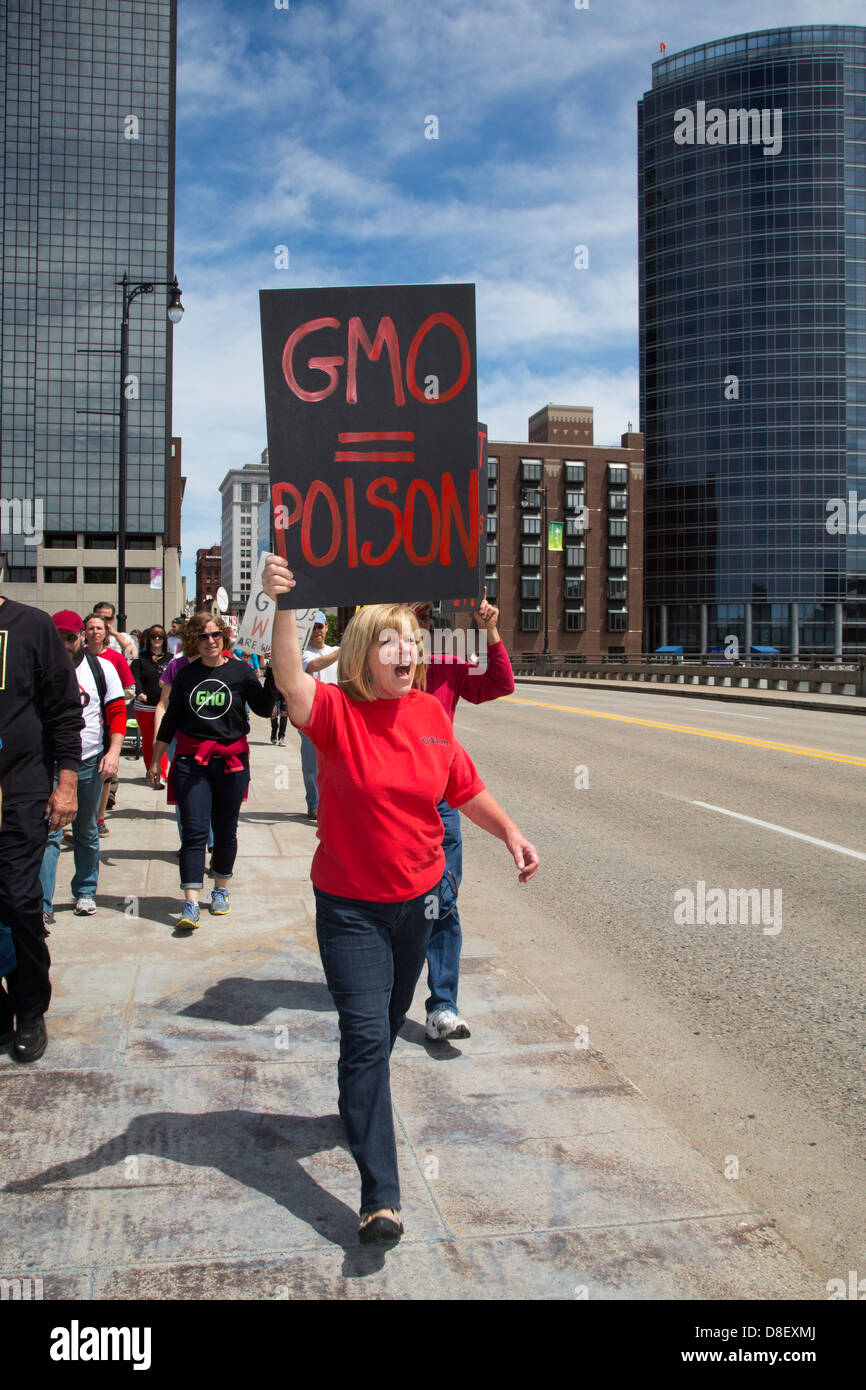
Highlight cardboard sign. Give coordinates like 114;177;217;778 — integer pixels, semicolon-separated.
259;284;479;609
237;553;319;654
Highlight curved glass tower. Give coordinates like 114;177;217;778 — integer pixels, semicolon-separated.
639;26;866;655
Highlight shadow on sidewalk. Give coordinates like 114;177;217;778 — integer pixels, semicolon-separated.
398;1019;464;1060
3;1109;371;1256
178;977;335;1024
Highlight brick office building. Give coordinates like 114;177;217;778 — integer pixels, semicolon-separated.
452;405;644;656
195;545;222;611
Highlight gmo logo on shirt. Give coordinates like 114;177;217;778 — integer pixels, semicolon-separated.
189;678;231;719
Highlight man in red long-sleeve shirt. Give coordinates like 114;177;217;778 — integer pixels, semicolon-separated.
410;591;515;1041
39;612;127;964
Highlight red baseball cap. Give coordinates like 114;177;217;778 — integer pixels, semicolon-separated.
51;610;84;633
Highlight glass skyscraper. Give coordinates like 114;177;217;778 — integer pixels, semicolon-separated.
0;0;179;623
639;26;866;655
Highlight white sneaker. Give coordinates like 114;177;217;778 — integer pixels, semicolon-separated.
74;897;97;916
425;1008;470;1041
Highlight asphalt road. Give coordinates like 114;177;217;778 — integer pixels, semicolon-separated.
452;683;866;1281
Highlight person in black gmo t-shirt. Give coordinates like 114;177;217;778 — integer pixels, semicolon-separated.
148;614;274;931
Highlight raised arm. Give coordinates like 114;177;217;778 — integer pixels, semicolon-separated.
261;555;317;727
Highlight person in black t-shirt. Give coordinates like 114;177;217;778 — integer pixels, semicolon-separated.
0;597;84;1062
148;612;273;931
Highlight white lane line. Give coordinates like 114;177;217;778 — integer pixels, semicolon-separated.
691;801;866;862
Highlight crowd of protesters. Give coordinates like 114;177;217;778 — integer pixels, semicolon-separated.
0;578;539;1248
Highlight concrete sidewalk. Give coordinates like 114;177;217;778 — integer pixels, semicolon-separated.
0;734;825;1299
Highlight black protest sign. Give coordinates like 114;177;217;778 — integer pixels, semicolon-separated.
445;421;487;613
259;284;478;608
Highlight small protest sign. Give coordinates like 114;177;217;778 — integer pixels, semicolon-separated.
259;283;479;609
237;553;319;653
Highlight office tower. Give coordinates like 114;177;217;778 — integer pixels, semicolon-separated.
639;25;866;654
0;0;181;628
219;453;270;611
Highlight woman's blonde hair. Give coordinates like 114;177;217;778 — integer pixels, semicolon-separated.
338;604;427;702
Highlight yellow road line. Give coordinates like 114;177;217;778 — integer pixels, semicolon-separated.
503;696;866;767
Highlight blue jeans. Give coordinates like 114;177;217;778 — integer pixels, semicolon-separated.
425;799;463;1015
40;755;104;910
315;886;434;1215
299;730;318;812
174;752;250;890
168;737;213;850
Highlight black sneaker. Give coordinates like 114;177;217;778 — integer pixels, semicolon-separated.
13;1014;47;1064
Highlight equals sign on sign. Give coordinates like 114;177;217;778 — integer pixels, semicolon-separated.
334;432;415;463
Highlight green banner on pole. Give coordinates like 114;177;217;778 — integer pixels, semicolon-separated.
548;521;563;551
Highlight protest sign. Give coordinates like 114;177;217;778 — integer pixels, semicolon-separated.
237;552;319;653
259;283;479;609
446;420;487;613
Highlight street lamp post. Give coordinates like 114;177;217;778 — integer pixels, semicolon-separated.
117;272;183;630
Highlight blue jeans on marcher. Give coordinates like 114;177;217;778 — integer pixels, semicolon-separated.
168;737;213;851
299;730;318;812
41;755;104;910
174;752;250;890
425;799;462;1016
315;886;434;1216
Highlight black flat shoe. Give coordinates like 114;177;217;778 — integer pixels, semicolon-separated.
13;1014;47;1064
359;1210;403;1245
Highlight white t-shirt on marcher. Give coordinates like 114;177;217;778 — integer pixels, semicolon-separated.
76;654;125;761
302;643;339;685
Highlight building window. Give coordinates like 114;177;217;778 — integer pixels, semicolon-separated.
45;567;77;583
487;486;497;509
241;485;251;501
485;543;498;567
6;567;37;583
566;545;586;568
565;491;585;512
522;515;541;537
607;608;628;633
565;607;586;632
126;534;157;550
608;547;628;569
565;577;585;600
522;544;541;567
487;458;498;482
83;567;116;584
521;488;542;509
124;568;152;585
608;465;628;487
520;460;542;483
520;607;542;632
565;462;585;484
607;577;628;600
521;576;541;600
609;518;628;538
608;491;628;512
43;533;77;549
84;534;115;549
487;515;497;537
485;577;498;602
565;517;586;539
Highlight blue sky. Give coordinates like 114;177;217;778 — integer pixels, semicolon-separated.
172;0;866;591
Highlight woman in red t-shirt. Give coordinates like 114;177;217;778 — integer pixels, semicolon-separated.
264;554;539;1247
